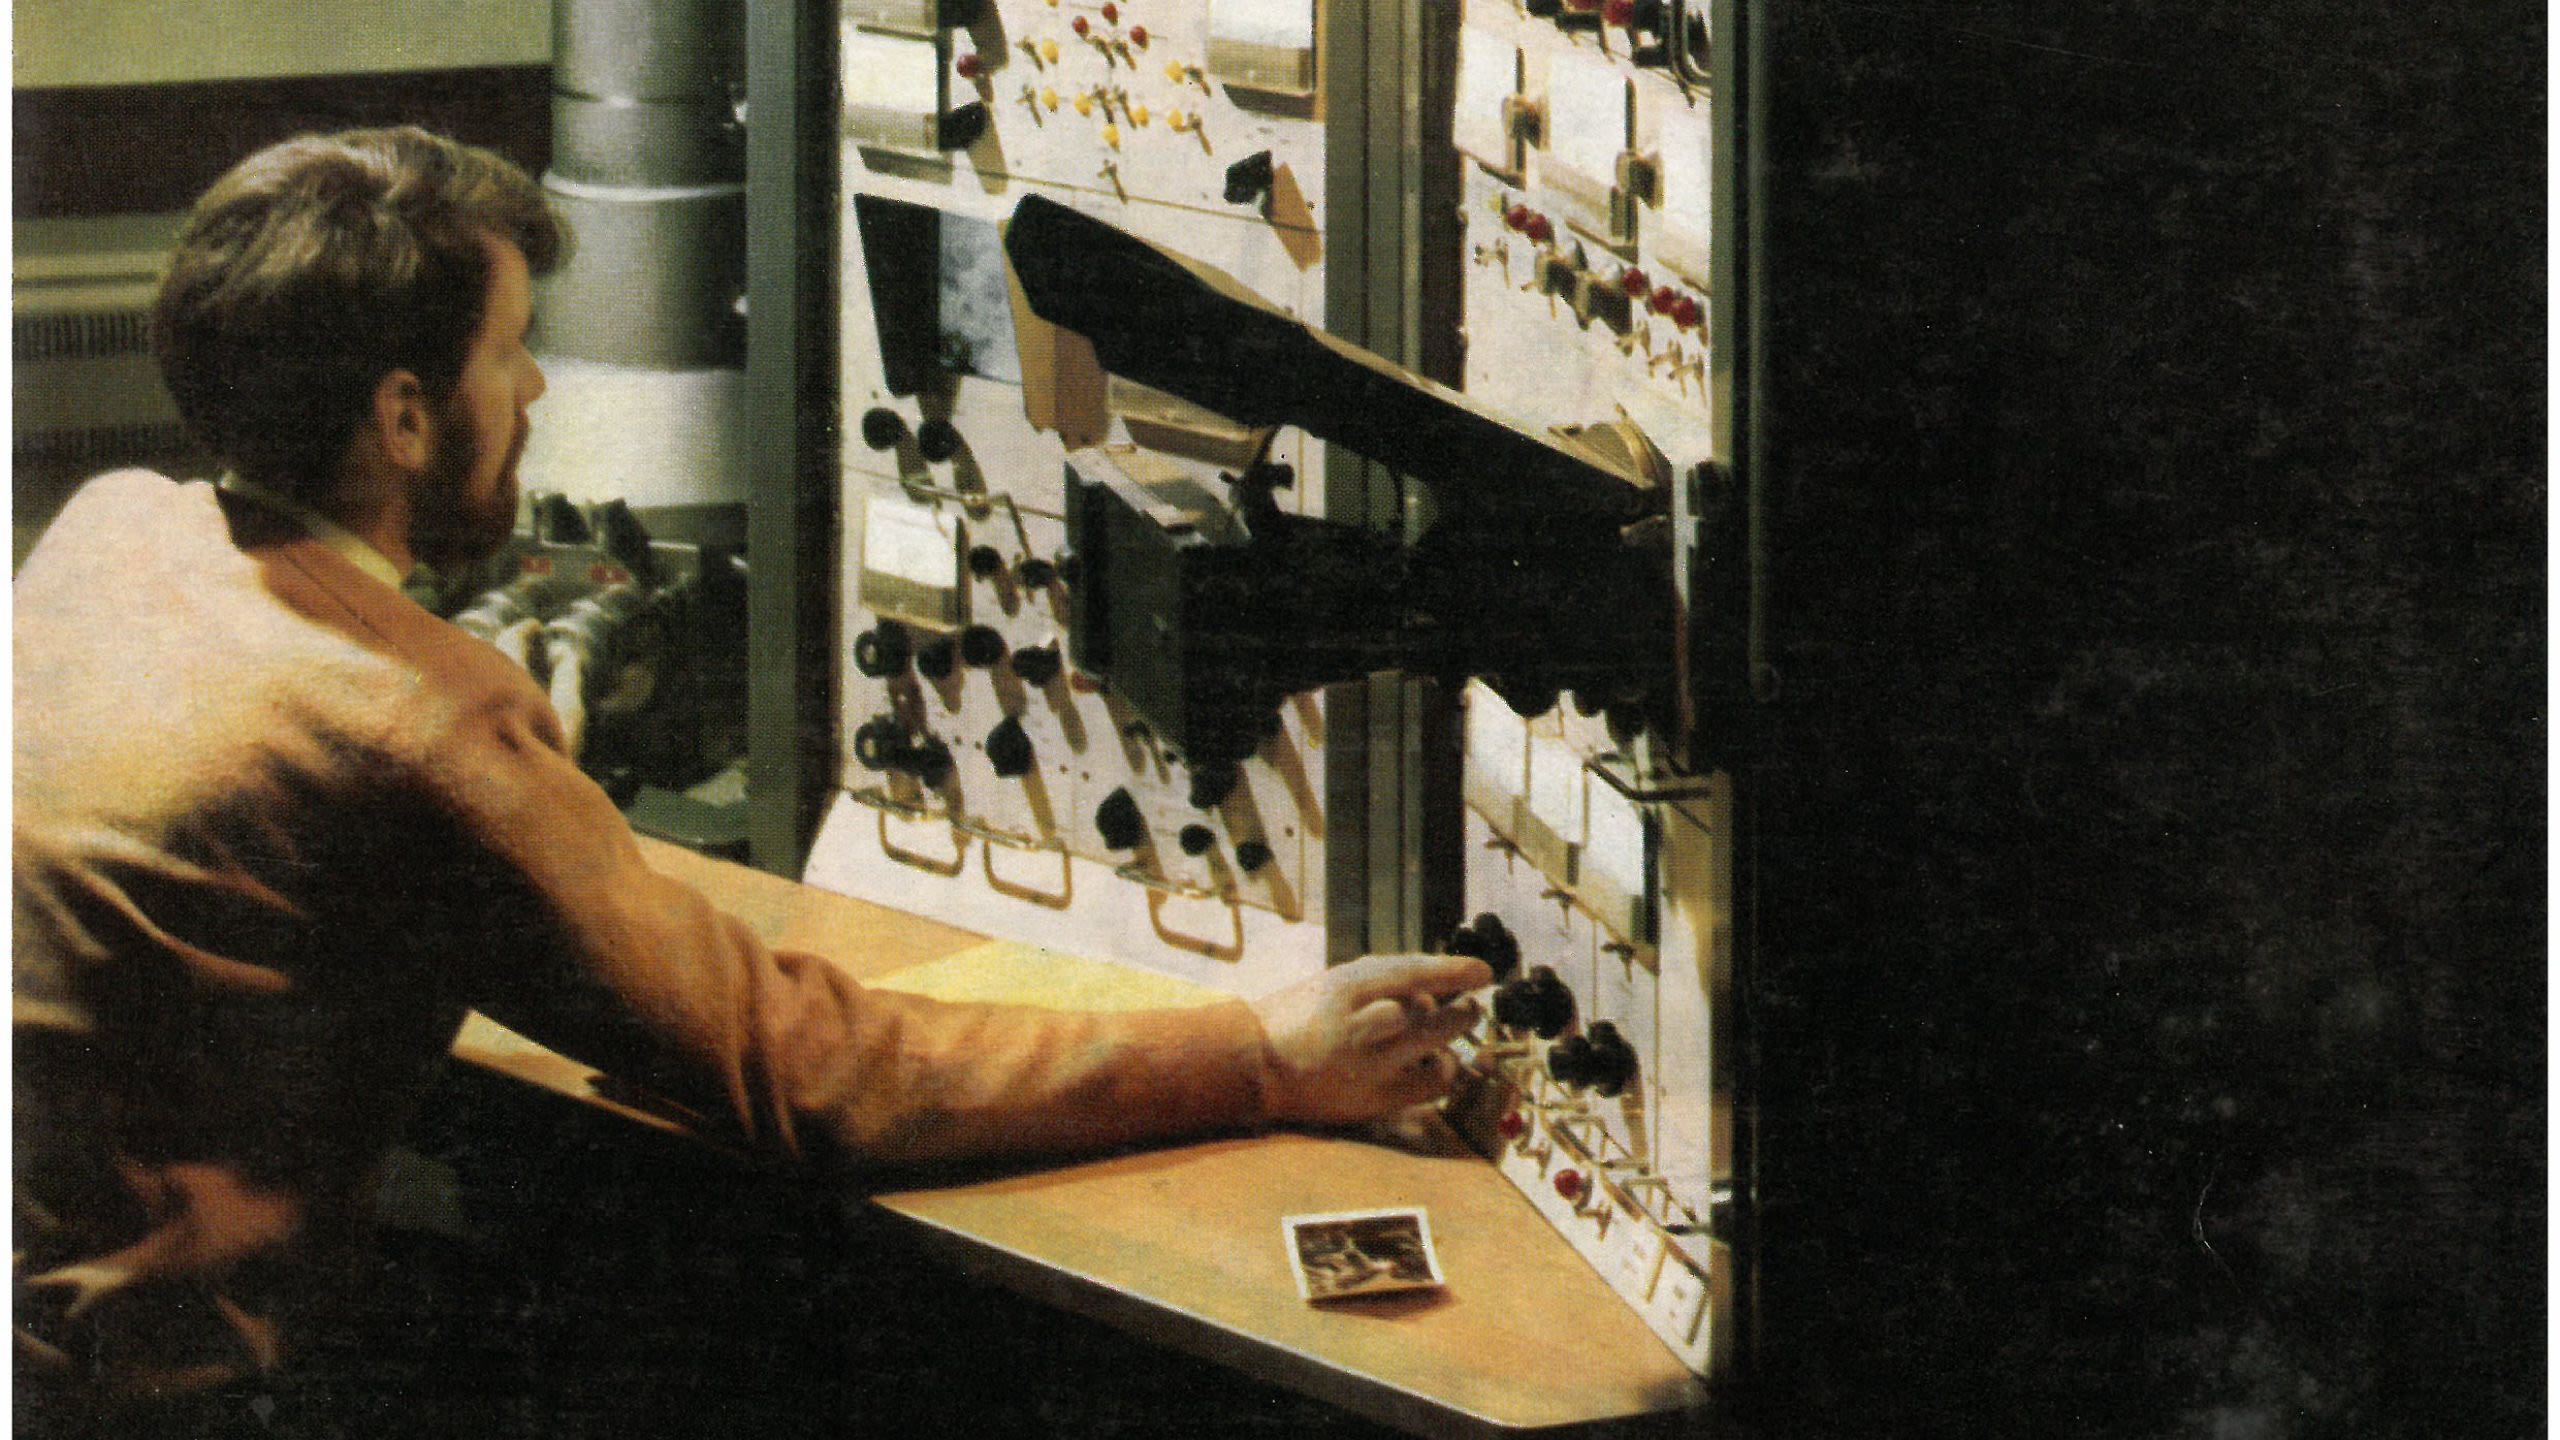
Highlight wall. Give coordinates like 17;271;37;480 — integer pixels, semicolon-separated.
12;0;550;87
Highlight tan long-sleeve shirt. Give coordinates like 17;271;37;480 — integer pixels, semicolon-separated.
13;471;1277;1405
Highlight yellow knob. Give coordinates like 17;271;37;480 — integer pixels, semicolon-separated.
1167;109;1190;132
1074;92;1094;115
1102;122;1122;148
1165;60;1186;83
1040;87;1059;110
1129;103;1150;126
1039;38;1059;63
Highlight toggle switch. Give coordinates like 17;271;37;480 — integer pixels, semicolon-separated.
860;407;909;452
985;715;1036;778
959;624;1009;667
900;735;955;788
1095;786;1147;850
853;621;914;678
1009;644;1064;687
1187;761;1242;811
1224;150;1277;207
914;635;958;680
854;715;907;771
916;418;963;463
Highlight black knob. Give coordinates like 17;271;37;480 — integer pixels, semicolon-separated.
1095;787;1147;851
1493;966;1574;1039
860;407;909;451
1177;823;1217;857
1010;644;1063;687
967;544;1007;579
1223;149;1276;206
1187;761;1241;811
914;635;957;679
1445;913;1521;982
986;716;1035;778
530;492;587;544
853;622;912;677
1631;0;1667;28
853;715;906;771
1548;1033;1598;1089
916;418;963;462
1016;556;1059;589
1582;1021;1638;1098
902;735;955;788
960;624;1008;667
1234;839;1275;874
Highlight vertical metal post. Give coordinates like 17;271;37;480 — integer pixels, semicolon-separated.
744;0;839;875
1321;2;1461;963
1709;0;1765;1375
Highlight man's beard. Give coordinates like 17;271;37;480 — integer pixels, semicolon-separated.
407;403;525;573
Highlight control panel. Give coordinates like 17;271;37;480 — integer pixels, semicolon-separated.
807;0;1741;1383
812;0;1337;992
1440;0;1734;1380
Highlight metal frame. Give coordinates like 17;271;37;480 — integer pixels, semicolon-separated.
1320;1;1464;963
743;0;840;875
1710;0;1765;1377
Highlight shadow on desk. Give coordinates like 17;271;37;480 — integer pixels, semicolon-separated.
376;1059;1415;1440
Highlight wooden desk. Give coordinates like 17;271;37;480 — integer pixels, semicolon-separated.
452;838;1709;1437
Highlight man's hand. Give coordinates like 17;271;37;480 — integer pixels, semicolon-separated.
1251;952;1493;1125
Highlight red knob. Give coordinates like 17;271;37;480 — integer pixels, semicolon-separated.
1553;1169;1586;1202
1129;23;1148;44
1072;14;1090;35
1100;2;1118;21
1504;203;1532;232
1620;267;1649;297
1673;294;1702;328
955;51;984;79
1650;284;1679;314
1497;1110;1528;1140
1605;0;1636;24
1524;214;1554;244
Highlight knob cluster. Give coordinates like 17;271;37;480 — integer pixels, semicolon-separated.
853;716;953;787
1547;1021;1637;1097
1443;912;1521;981
1492;966;1575;1039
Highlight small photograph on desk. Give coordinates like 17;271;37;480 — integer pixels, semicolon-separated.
1283;1208;1446;1303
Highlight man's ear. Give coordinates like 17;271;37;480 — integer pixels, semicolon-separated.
370;368;434;472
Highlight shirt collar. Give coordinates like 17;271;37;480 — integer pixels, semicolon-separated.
216;474;409;588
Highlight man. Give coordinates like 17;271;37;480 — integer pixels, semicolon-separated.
13;127;1488;1426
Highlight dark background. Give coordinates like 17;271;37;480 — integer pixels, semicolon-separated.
1745;3;2541;1435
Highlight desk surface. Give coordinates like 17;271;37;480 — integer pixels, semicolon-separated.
452;838;1709;1437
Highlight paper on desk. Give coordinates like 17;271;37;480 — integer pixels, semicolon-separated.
870;940;1227;1012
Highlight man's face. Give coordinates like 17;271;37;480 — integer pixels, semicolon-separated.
410;235;545;571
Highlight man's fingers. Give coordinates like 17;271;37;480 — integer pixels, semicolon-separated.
1378;1048;1460;1110
1340;952;1494;1007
